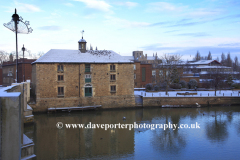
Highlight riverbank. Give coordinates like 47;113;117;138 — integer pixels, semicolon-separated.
135;90;240;107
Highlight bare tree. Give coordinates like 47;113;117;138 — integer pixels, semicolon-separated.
159;54;182;95
209;66;225;96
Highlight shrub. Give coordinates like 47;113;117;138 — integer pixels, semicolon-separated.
188;79;198;89
154;85;160;91
232;83;240;89
170;83;182;89
179;80;187;88
145;83;153;90
159;81;167;89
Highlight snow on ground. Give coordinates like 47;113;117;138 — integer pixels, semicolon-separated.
134;90;240;97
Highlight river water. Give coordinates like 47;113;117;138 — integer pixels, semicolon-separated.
25;106;240;160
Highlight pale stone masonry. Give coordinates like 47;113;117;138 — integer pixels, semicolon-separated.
31;38;135;112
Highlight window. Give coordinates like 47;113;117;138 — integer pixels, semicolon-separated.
152;70;156;76
134;64;136;70
58;75;64;81
159;70;163;77
85;74;91;83
58;87;64;96
142;67;146;82
110;74;116;81
58;65;64;72
110;85;116;92
7;71;13;76
85;84;92;97
134;74;136;79
85;64;90;72
110;64;116;71
166;71;169;77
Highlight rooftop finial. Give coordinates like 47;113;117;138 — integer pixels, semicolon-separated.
15;8;17;14
81;30;84;39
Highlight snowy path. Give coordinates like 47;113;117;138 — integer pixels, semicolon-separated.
134;90;240;97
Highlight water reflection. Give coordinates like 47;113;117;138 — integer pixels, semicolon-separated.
25;106;240;160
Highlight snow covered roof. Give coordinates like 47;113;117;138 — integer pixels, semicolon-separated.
33;49;133;64
78;39;86;42
188;60;220;65
196;66;231;69
122;56;134;61
147;57;155;60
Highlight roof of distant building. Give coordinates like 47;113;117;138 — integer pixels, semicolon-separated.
188;60;221;65
33;49;133;64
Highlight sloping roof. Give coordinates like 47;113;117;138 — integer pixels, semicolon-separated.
188;60;221;65
33;49;133;64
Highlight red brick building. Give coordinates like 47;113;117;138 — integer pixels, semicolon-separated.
0;65;2;85
2;58;36;86
134;62;152;88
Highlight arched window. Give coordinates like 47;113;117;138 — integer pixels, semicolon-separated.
85;84;92;97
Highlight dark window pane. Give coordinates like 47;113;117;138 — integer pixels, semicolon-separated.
142;67;146;82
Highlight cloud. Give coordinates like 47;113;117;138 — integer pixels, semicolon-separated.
5;2;41;12
188;8;223;17
38;26;62;31
146;2;187;12
218;43;240;47
164;30;180;33
114;2;138;8
64;3;74;7
176;32;210;37
104;16;150;28
140;44;180;51
74;0;112;13
140;44;240;60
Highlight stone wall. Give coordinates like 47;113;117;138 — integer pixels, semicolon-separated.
143;96;240;107
32;63;135;112
0;83;35;159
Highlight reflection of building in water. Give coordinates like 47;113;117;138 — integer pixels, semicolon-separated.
33;110;135;159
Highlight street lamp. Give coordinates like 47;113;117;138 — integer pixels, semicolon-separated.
22;44;25;82
3;8;33;83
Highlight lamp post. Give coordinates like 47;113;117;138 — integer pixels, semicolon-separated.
3;8;33;83
22;44;25;82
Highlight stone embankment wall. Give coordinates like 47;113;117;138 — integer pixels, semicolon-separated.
143;96;240;107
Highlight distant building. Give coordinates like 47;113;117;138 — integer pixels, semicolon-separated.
2;58;36;86
124;51;162;88
31;37;135;112
0;65;2;85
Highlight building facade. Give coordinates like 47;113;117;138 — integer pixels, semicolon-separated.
31;38;135;112
2;58;36;86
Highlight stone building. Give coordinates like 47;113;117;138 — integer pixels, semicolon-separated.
31;37;135;112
